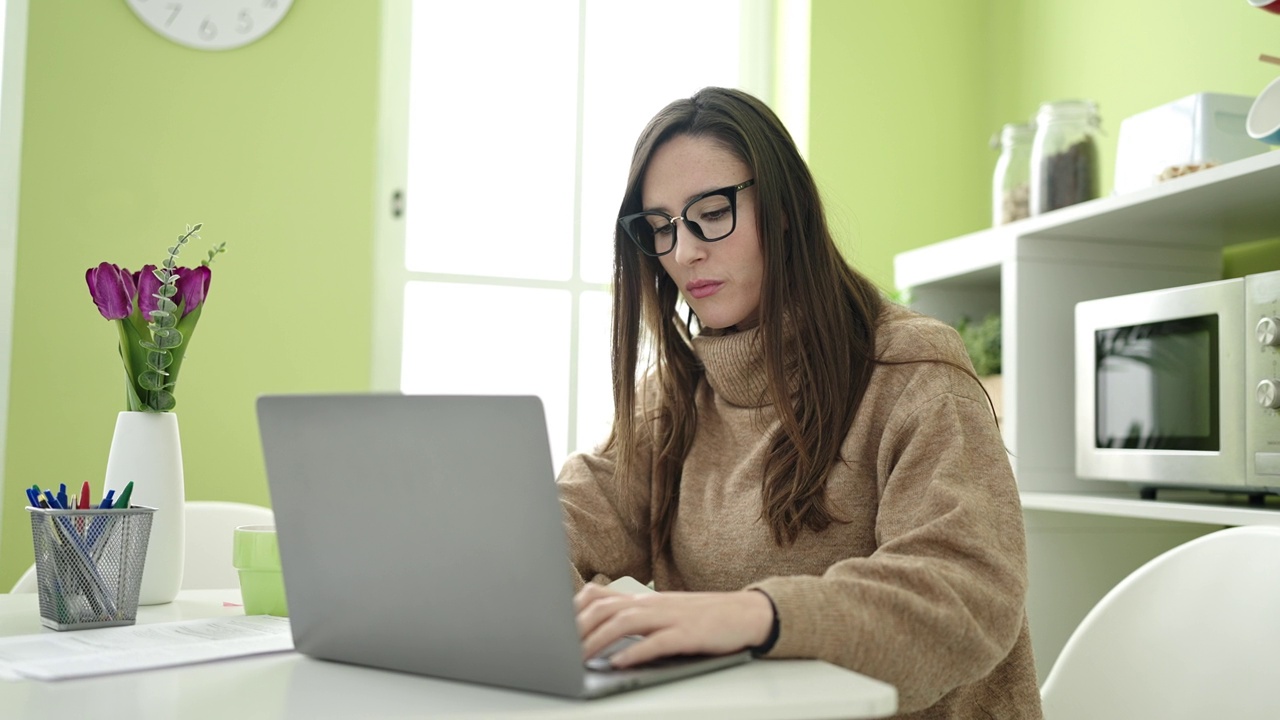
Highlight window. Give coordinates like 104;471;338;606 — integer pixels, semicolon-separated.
0;0;28;551
375;1;780;469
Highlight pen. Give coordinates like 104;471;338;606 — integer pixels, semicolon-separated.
43;490;62;510
25;488;40;508
87;489;118;556
77;482;90;533
56;483;67;510
112;481;134;510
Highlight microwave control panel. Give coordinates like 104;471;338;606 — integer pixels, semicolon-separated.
1246;269;1280;488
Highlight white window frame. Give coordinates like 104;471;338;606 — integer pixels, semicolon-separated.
0;0;31;561
371;0;808;461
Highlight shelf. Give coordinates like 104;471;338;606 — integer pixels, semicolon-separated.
895;149;1280;292
1021;490;1280;527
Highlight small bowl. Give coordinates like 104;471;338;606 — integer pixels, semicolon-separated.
1247;76;1280;145
1249;0;1280;14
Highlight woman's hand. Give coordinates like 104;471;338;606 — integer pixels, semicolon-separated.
574;583;774;668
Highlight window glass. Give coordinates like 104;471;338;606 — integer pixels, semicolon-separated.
405;2;579;280
402;282;572;467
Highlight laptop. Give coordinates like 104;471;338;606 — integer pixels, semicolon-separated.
255;393;752;699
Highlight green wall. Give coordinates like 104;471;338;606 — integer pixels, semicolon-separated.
810;0;1280;290
0;2;379;588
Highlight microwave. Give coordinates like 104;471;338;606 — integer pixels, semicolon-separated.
1075;269;1280;497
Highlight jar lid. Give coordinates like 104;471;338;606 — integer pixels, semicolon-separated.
1036;99;1101;125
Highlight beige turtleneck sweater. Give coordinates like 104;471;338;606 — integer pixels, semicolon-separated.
556;304;1043;718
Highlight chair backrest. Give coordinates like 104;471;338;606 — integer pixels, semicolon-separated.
1039;525;1280;720
8;500;274;593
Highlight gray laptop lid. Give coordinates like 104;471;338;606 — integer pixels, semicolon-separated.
257;394;588;697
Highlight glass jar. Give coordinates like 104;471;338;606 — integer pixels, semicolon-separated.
992;122;1034;226
1029;100;1101;215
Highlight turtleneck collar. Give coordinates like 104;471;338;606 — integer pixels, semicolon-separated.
691;325;772;408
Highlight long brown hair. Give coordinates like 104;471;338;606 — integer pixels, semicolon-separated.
608;87;884;552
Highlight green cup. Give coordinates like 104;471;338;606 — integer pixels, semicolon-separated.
232;524;288;616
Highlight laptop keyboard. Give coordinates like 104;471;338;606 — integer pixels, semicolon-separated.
585;635;718;672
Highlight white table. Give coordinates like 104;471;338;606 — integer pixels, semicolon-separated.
0;590;897;719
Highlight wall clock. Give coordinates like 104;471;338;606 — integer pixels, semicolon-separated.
125;0;294;51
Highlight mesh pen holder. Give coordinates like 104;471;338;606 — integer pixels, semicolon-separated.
27;505;155;631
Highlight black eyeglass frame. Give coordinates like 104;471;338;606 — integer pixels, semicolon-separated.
618;179;756;257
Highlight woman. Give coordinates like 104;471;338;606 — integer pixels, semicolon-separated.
559;87;1042;718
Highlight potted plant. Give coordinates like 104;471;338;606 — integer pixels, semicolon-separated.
955;314;1002;422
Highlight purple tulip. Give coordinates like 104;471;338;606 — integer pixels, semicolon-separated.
132;264;213;320
132;264;161;320
85;262;135;320
173;265;211;318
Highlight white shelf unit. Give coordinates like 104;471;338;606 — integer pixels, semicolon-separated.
894;150;1280;681
895;149;1280;522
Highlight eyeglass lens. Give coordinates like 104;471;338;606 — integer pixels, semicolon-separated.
624;191;738;256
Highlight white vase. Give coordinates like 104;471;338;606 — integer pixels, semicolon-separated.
103;411;185;604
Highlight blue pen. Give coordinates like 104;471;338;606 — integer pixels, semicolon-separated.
57;483;68;510
87;490;118;554
26;488;41;508
43;490;63;509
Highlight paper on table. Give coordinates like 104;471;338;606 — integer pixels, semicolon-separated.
0;615;293;681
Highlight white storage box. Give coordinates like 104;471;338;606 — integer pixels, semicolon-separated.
1113;92;1268;194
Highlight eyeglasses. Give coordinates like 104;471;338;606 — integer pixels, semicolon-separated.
618;179;755;257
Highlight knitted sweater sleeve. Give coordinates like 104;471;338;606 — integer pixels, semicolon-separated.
749;362;1028;713
556;401;655;590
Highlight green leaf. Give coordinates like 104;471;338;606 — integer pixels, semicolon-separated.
152;268;168;282
158;285;177;298
192;223;203;231
152;391;176;412
164;302;203;391
162;258;176;269
122;366;144;412
156;297;177;312
139;370;167;391
146;350;172;369
153;328;183;349
167;246;178;255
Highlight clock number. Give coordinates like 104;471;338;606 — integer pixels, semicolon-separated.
164;3;182;27
198;17;218;41
237;10;254;34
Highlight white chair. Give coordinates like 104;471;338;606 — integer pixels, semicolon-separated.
1039;525;1280;720
9;500;274;593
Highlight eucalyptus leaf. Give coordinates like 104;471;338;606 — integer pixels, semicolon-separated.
157;297;177;312
167;246;178;255
147;350;173;369
159;285;177;298
152;268;168;282
154;329;183;349
193;223;203;231
162;258;176;269
152;391;176;412
139;370;166;391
